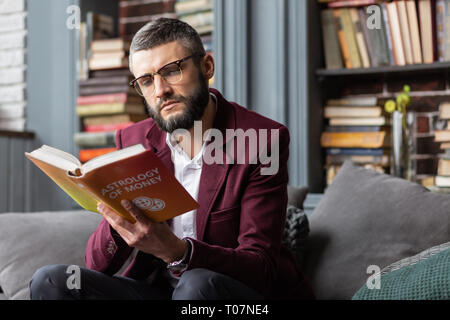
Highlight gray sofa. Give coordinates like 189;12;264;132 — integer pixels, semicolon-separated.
0;161;449;300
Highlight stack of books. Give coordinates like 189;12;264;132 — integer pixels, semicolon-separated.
320;96;391;186
118;0;177;39
429;102;450;192
78;12;115;81
175;0;214;84
319;0;450;70
75;38;147;163
175;0;214;37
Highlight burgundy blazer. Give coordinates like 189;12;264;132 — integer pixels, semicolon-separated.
85;89;314;299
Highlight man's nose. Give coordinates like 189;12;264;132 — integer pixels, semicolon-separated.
153;74;172;99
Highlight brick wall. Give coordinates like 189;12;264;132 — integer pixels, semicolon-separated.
0;0;26;131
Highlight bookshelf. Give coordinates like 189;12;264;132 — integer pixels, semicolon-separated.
308;0;450;195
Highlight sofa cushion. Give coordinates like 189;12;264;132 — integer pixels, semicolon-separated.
352;243;450;300
303;161;450;300
0;210;102;300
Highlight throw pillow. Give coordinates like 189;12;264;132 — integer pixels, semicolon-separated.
0;210;102;300
303;161;450;300
283;205;310;269
352;243;450;300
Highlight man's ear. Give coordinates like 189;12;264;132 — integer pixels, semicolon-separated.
202;53;215;81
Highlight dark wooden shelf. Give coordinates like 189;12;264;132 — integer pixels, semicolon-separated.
0;130;35;139
316;61;450;78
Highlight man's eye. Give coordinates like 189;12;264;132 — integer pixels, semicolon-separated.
161;66;181;77
141;77;153;87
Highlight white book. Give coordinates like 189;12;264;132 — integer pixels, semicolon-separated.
0;117;25;131
0;102;25;119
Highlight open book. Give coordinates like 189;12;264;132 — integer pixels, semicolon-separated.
25;144;199;223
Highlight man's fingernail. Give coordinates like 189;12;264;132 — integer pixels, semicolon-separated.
122;200;131;208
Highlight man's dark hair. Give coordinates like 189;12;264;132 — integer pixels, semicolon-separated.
129;18;206;73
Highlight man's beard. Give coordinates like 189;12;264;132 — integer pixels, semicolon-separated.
144;73;210;133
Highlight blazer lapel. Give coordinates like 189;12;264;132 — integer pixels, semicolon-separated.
196;89;236;241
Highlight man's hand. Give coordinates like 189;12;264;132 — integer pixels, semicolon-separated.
97;200;187;264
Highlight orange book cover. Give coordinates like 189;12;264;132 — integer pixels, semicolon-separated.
321;131;388;148
25;144;199;223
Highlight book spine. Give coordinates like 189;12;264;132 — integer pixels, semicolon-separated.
387;1;406;66
77;93;129;105
326;148;384;156
78;85;131;96
445;0;450;61
320;131;387;148
325;125;384;132
84;122;134;133
321;9;344;69
358;8;377;67
350;8;371;68
381;3;396;65
396;0;414;64
328;0;379;8
406;0;423;63
333;9;353;68
437;0;446;61
74;131;116;147
340;8;363;68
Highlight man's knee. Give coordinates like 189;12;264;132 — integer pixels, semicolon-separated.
172;268;229;300
29;264;73;300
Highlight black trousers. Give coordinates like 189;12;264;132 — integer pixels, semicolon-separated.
29;265;264;300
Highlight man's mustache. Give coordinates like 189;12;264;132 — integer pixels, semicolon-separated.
156;95;187;112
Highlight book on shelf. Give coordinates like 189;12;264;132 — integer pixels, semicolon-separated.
83;114;148;127
326;154;390;166
339;9;363;68
397;0;414;65
418;0;438;63
91;38;131;53
406;0;423;64
79;147;117;163
350;8;371;68
76;102;146;117
324;106;383;118
0;118;25;131
434;129;450;142
333;9;353;68
78;84;135;96
25;144;199;223
437;158;450;175
435;175;450;187
319;0;449;69
326;147;385;156
84;122;135;133
387;1;406;66
320;131;389;148
321;9;344;69
74;131;116;148
326;0;385;8
328;116;388;126
175;0;213;16
77;93;141;106
326;96;377;106
325;125;389;132
119;0;176;38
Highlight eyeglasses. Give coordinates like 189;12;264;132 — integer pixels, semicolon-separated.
129;54;204;97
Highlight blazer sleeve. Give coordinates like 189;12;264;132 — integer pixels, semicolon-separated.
84;128;133;274
178;125;290;297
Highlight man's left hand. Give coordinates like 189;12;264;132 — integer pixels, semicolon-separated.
97;200;187;264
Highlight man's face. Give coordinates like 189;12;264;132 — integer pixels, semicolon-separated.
131;41;210;133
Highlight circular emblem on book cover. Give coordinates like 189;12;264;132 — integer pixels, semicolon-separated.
132;197;165;212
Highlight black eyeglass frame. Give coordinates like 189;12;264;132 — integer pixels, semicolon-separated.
129;53;205;96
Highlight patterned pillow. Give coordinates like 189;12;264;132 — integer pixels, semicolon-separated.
283;205;310;269
352;243;450;300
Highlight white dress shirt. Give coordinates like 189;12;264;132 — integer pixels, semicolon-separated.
166;93;216;241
